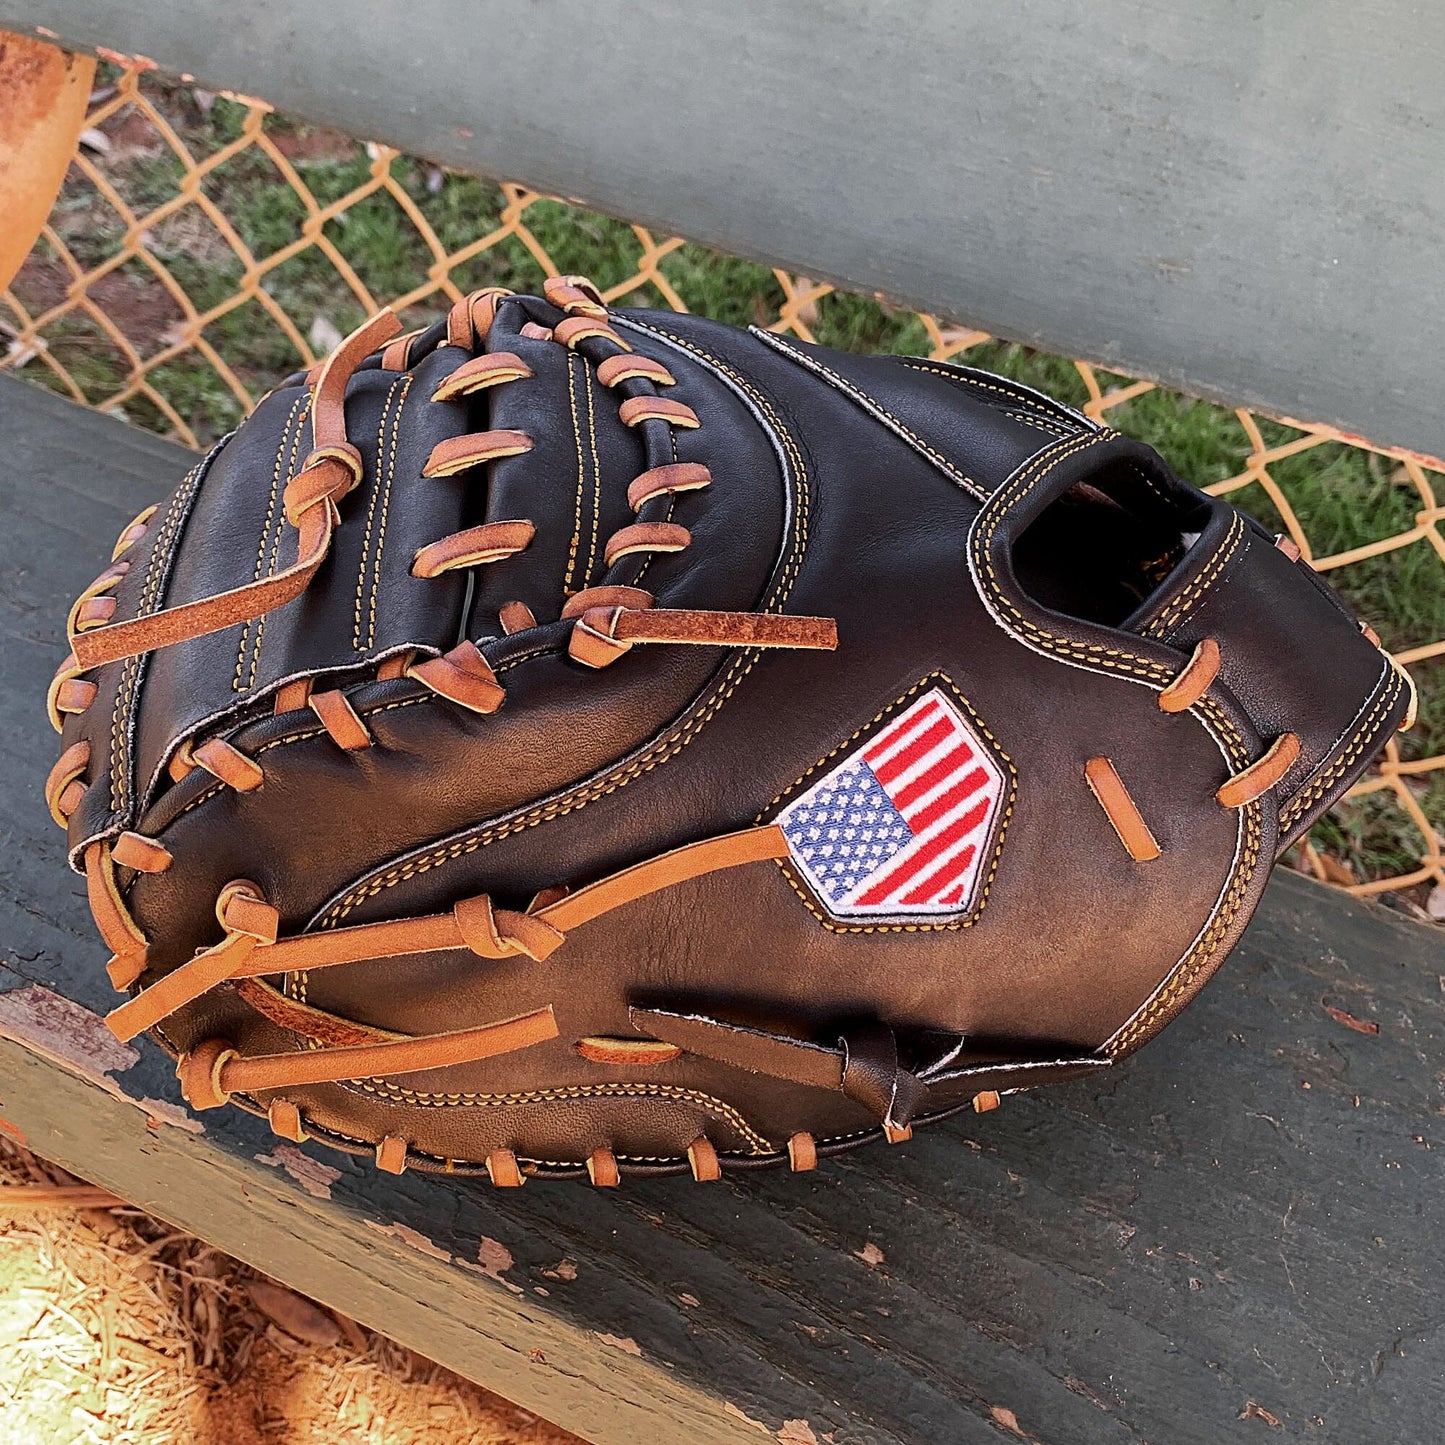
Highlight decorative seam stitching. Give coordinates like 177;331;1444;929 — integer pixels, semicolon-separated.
1279;663;1402;829
1141;512;1246;639
208;1071;941;1169
221;321;808;933
971;435;1247;762
237;397;304;689
248;402;311;686
581;358;604;586
110;441;221;815
349;1078;772;1154
631;393;679;593
1002;409;1073;438
966;431;1263;1054
1107;799;1262;1056
754;330;985;499
758;670;1017;935
316;661;753;928
367;374;411;651
562;353;587;593
354;372;410;650
971;433;1247;744
895;356;1097;431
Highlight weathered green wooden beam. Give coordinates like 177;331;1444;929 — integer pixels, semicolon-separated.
3;2;1442;460
3;375;1443;1443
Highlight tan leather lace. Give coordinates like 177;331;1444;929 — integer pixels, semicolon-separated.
71;310;402;670
55;280;835;791
407;280;837;676
92;824;792;1107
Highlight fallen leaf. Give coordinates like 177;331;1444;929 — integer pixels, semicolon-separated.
1240;1400;1282;1427
78;127;112;157
1324;1004;1380;1036
247;1281;341;1347
1426;884;1445;921
853;1241;885;1268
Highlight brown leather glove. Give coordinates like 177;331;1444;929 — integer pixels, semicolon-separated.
46;276;1414;1184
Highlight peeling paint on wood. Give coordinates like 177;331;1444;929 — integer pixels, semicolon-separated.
0;984;138;1080
594;1333;642;1357
477;1236;516;1281
364;1218;450;1264
254;1145;341;1200
776;1421;819;1445
139;1097;205;1134
0;984;205;1135
723;1402;769;1435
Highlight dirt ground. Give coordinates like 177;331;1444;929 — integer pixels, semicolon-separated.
0;1138;582;1445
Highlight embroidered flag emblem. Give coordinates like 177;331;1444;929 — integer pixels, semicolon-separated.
778;688;1008;921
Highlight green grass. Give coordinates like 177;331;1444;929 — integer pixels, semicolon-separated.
6;78;1441;899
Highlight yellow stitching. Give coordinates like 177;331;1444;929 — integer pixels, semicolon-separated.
898;361;1082;443
161;318;811;1065
898;356;1086;425
368;374;412;650
624;320;810;605
355;374;408;650
317;655;763;926
237;397;304;690
1141;513;1246;639
167;694;437;822
971;436;1254;780
347;1078;772;1153
1279;667;1403;828
1108;799;1263;1056
314;331;811;924
968;428;1261;1046
156;322;810;938
248;403;311;687
111;449;212;812
765;335;983;496
1004;410;1073;438
582;358;603;585
969;433;1239;709
562;353;587;592
759;670;1017;934
974;434;1179;680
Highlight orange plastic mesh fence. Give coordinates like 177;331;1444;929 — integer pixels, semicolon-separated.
3;66;1440;913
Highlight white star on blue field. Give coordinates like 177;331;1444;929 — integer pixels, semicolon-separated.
781;761;912;904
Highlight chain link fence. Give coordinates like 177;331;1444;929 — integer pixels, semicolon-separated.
4;64;1441;916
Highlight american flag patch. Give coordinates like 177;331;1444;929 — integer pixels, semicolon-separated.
777;687;1009;922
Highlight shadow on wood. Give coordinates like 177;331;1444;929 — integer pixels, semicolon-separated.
2;376;1441;1444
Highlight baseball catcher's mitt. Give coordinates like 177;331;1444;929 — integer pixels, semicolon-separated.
47;277;1414;1183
